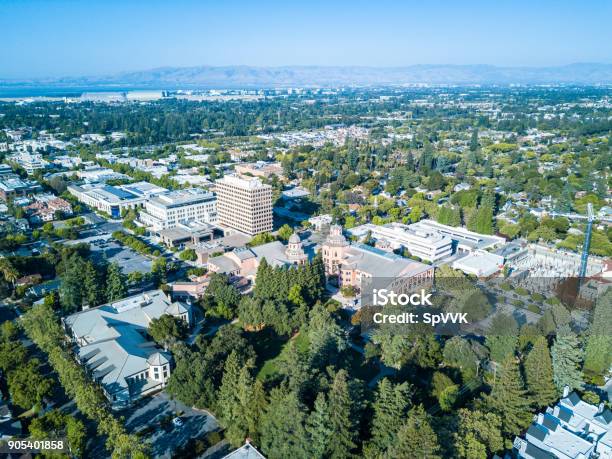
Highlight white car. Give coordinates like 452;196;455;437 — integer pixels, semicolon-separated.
172;417;184;427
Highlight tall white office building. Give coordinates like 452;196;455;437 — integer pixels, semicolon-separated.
215;175;273;236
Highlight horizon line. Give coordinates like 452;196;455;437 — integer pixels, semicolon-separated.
2;62;612;82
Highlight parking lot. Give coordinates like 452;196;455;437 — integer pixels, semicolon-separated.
124;392;219;458
67;232;152;274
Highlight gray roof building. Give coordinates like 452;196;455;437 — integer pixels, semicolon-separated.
63;289;193;408
223;442;266;459
514;389;612;459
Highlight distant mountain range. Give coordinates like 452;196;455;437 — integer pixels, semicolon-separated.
3;64;612;90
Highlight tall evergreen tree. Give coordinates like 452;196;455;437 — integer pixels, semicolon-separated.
485;313;518;363
482;355;533;439
327;370;358;458
453;409;503;459
364;378;412;458
524;336;557;408
260;388;309;459
470;129;479;152
583;291;612;378
436;205;454;226
105;262;127;302
551;325;584;392
83;261;105;307
418;139;435;173
468;205;494;235
307;303;347;369
217;352;264;446
387;405;441;459
306;394;332;459
59;254;86;312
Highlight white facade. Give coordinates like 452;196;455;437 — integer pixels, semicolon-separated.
10;152;48;175
451;250;505;277
408;219;507;253
215;174;273;236
140;188;217;231
348;222;453;262
68;182;167;218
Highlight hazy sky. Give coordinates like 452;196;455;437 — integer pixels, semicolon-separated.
2;0;611;78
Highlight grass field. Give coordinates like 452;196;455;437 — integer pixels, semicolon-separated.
250;330;310;381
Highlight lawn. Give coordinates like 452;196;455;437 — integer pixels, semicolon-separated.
253;331;310;381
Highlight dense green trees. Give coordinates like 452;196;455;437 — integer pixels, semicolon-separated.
277;224;294;241
238;256;326;334
179;248;197;261
364;378;413;458
21;304;148;458
148;314;187;348
167;325;256;410
442;336;484;383
29;409;87;457
583;291;612;381
485;313;518;363
217;353;265;447
467;204;494;234
56;247;122;312
105;262;127;302
482;356;533;441
387;405;441;459
524;336;557;408
201;273;241;319
260;388;309;459
436;204;461;227
7;358;52;410
453;409;503;459
307;303;348;369
551;325;584;392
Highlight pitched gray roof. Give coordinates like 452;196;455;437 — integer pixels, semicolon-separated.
64;289;187;397
223;443;266;459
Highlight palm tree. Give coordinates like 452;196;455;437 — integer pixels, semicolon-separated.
0;257;19;286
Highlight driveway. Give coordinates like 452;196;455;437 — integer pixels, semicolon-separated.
124;392;219;458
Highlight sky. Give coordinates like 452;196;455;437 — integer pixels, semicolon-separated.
1;0;611;79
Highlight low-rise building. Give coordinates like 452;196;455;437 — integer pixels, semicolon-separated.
234;161;284;179
62;289;193;408
9;152;48;174
348;222;453;262
0;172;43;201
157;221;215;248
208;232;311;279
514;388;612;459
407;219;506;253
76;166;130;183
451;250;505;277
322;225;434;291
169;276;210;301
68;182;167;218
309;214;333;232
25;195;73;222
139;188;217;231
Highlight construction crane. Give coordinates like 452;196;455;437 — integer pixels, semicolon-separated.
578;202;595;280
